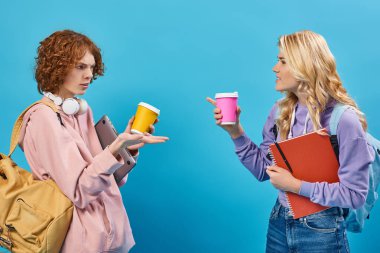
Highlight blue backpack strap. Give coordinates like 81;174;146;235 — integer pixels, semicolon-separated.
328;103;352;164
329;103;351;135
329;103;358;220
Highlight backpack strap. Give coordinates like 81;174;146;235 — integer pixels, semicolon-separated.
329;103;351;135
328;103;352;165
8;100;60;156
329;103;355;218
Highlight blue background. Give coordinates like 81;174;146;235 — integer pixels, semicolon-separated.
1;1;379;252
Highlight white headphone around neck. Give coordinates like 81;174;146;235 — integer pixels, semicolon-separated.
43;92;88;116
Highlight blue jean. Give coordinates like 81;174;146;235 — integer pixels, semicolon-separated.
266;199;350;253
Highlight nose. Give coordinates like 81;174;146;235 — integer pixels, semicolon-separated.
272;61;280;73
85;67;93;80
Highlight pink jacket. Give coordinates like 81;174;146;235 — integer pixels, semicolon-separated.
18;97;135;253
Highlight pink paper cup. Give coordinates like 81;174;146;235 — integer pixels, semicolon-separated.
215;92;239;125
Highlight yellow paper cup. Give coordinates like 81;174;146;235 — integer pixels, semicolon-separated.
131;102;160;134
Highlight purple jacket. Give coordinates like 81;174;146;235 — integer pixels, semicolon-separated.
233;101;374;209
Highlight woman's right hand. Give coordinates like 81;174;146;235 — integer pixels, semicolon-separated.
206;97;244;139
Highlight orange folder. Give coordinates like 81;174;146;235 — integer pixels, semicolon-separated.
269;129;339;219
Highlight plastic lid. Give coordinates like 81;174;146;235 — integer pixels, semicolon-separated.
221;122;236;125
138;102;160;115
131;129;143;134
215;92;239;98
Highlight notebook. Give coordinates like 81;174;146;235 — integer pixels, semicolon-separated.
268;129;340;219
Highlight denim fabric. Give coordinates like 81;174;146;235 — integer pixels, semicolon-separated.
266;200;350;253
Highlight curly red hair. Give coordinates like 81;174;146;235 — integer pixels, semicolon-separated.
35;30;104;94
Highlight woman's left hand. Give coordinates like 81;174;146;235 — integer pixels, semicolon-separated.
125;117;165;155
266;165;302;193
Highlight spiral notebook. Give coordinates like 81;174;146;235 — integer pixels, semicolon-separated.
269;129;340;219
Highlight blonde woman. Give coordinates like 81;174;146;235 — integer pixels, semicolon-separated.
207;30;374;252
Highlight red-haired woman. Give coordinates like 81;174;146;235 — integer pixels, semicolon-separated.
19;30;168;252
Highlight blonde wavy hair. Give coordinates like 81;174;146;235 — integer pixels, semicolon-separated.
276;30;367;140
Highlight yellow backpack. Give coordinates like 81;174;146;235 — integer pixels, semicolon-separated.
0;101;73;253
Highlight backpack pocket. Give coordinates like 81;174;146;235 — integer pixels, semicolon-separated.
6;198;53;251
